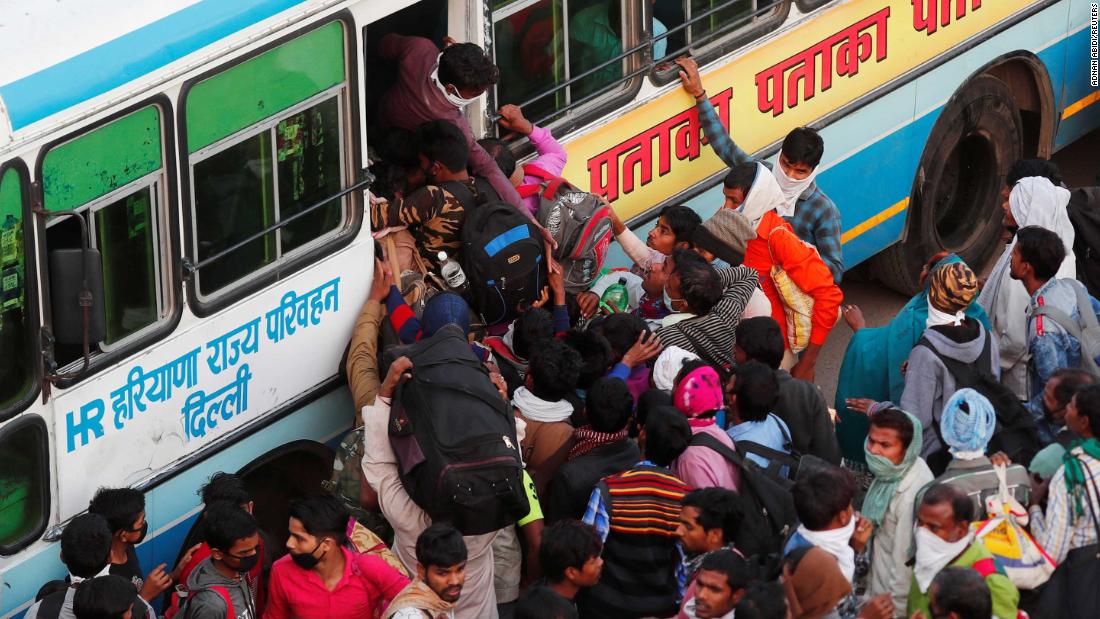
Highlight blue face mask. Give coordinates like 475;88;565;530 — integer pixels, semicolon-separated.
663;286;684;312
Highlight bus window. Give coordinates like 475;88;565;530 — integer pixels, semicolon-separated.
185;21;349;298
41;105;169;365
493;0;635;125
0;416;48;555
654;0;783;61
0;166;34;416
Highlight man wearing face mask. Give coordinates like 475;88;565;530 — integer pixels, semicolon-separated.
907;484;1019;619
264;495;409;619
676;57;843;283
376;34;524;210
180;503;263;619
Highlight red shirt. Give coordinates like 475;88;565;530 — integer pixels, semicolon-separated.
262;547;409;619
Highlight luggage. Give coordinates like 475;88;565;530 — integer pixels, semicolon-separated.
521;165;613;293
916;333;1041;473
767;227;821;354
386;326;529;535
450;181;547;326
1032;279;1100;377
689;432;797;576
971;464;1056;590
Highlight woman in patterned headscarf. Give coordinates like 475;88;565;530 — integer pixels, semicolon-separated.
899;259;1000;474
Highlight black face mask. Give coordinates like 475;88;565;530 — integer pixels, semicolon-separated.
290;540;325;570
129;521;148;545
226;552;260;574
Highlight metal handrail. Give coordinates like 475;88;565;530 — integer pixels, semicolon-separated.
182;172;373;275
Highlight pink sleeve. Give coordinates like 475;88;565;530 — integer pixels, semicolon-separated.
261;563;290;619
524;125;568;178
358;555;411;607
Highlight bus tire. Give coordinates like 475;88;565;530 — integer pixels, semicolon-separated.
870;74;1021;294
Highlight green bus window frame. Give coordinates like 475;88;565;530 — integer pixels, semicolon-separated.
0;414;51;556
32;95;183;391
42;172;167;355
186;89;349;300
488;0;646;136
0;160;39;423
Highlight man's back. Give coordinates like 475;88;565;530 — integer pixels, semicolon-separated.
544;439;639;522
774;370;840;463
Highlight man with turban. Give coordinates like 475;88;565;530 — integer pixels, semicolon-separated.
933;388;1032;519
900;260;1000;470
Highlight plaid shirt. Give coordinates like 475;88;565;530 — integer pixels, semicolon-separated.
1029;447;1100;563
697;99;844;282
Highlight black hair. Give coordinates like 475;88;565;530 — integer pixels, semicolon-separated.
723;162;758;194
781;127;824;168
671;249;723;315
563;329;613;390
635;388;672;437
586;377;634;433
659;204;703;245
515;586;579;619
930;567;992;619
920;483;975;523
513;307;555;359
539;520;603;583
644;405;692;467
61;514;113;578
730;361;778;423
438;42;499;91
1014;225;1066;281
73;575;135;619
36;581;70;602
682;488;744;545
1006;158;1063;188
416;119;470;173
200;472;252;507
478;137;517;179
793;466;856;530
1052;368;1098;409
288;494;349;545
203;501;259;553
416;522;467;569
1074;383;1100;437
734;582;787;619
378;127;420;167
734;317;785;369
368;160;407;202
527;338;582;402
698;549;753;593
868;408;915;450
599;312;648;359
88;488;144;535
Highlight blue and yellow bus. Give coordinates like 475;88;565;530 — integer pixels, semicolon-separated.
0;0;1097;616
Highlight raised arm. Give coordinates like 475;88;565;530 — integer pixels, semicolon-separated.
676;57;752;168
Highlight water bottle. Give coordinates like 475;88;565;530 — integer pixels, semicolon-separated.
601;277;630;313
438;251;469;294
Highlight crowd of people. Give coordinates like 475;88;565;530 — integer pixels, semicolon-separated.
32;34;1100;619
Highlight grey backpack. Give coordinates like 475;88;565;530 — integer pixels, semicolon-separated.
1033;281;1100;376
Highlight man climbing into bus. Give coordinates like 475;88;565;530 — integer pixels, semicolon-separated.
676;57;844;283
376;34;524;211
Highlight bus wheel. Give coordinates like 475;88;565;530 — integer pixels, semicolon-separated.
871;75;1021;294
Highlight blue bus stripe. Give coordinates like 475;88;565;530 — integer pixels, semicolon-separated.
0;0;309;130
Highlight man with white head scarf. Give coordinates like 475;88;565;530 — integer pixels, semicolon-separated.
714;162;842;381
978;176;1076;399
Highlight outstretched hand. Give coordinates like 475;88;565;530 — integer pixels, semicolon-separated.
675;57;704;99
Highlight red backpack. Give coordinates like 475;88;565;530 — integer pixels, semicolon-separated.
519;165;612;293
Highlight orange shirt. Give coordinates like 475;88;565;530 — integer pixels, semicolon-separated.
743;211;843;347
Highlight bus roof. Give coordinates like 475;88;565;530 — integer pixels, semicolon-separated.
0;0;313;136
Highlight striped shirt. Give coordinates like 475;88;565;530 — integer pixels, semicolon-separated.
656;265;759;368
1028;447;1100;563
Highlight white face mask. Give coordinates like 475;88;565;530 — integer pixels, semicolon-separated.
797;514;857;582
772;161;816;217
913;526;973;593
430;56;480;109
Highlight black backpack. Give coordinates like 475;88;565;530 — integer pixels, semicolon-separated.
1067;186;1100;299
733;414;803;483
689;433;798;578
386;326;529;535
916;331;1041;474
448;181;548;326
